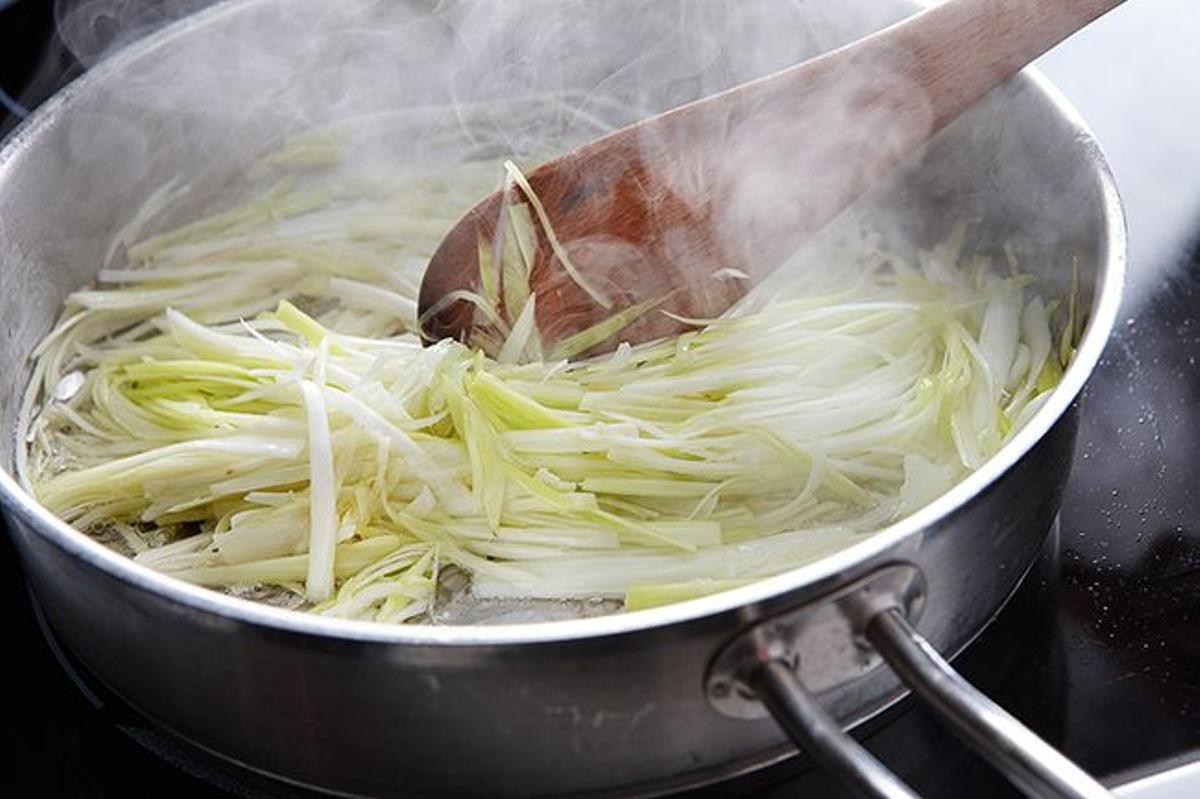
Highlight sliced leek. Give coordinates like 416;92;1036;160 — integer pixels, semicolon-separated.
20;141;1079;624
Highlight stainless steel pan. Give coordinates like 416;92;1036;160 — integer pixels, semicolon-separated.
0;1;1125;796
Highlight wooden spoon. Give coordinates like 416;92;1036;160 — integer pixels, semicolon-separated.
418;0;1125;354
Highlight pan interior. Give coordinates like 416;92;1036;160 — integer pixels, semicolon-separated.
0;0;1116;630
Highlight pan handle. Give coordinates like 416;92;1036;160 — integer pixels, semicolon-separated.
752;658;919;799
866;608;1111;798
707;568;1113;799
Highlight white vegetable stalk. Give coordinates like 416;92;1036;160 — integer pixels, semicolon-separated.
299;380;338;602
502;160;612;310
19;134;1079;623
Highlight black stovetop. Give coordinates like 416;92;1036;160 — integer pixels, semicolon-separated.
3;1;1199;797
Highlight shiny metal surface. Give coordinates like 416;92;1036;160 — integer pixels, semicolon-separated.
754;660;920;799
706;563;926;720
867;609;1113;799
0;0;1125;795
716;571;1108;799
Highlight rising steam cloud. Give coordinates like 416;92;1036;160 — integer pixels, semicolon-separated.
54;0;219;67
28;0;1104;330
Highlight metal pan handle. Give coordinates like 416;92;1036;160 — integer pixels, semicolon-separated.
752;657;920;799
706;566;1113;799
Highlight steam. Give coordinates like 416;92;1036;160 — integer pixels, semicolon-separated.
54;0;218;68
30;0;1106;340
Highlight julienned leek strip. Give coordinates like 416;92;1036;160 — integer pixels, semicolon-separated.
299;379;338;602
502;160;612;310
19;146;1077;624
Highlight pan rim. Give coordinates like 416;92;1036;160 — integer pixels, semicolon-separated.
0;0;1127;647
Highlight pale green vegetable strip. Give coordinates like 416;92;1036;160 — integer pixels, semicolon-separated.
501;202;536;322
1059;257;1081;367
300;380;338;602
498;294;540;364
503;160;612;309
477;236;500;311
624;579;754;610
177;536;402;587
18;132;1076;624
418;288;509;335
548;292;676;360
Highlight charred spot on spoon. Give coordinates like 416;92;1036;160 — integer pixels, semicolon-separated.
552;172;614;216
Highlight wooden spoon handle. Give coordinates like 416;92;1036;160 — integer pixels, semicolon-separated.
851;0;1127;134
668;0;1128;281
